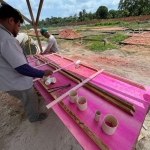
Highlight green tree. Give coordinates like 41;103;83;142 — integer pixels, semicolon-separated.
87;12;94;20
73;14;78;22
96;6;108;19
82;9;86;21
109;10;117;18
115;10;123;18
79;11;83;22
118;0;150;16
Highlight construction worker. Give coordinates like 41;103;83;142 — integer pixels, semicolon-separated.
0;4;53;122
40;27;59;54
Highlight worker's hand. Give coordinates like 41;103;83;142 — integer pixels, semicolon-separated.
44;70;53;76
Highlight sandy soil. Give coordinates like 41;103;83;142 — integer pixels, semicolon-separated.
1;39;150;150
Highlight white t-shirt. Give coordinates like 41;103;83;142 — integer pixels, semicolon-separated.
0;24;33;91
44;35;59;54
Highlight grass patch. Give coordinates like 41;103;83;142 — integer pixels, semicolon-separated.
109;33;128;44
94;21;129;27
86;42;117;51
90;35;107;40
76;29;82;33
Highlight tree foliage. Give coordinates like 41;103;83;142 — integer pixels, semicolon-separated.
24;1;150;27
118;0;150;16
109;10;117;18
96;6;108;19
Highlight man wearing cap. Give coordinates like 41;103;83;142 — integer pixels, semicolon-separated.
0;4;52;122
40;28;59;54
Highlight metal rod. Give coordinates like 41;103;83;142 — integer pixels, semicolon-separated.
48;83;71;90
48;83;71;93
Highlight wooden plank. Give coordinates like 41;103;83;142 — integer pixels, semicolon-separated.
35;54;98;72
62;56;98;72
60;69;83;82
59;101;109;150
46;69;104;109
34;55;61;71
26;0;43;53
36;0;44;25
86;82;135;112
84;83;134;116
33;55;134;115
55;68;134;115
58;70;81;84
22;14;32;25
37;73;109;150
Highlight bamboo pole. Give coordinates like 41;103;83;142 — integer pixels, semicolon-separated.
26;0;43;53
36;0;44;25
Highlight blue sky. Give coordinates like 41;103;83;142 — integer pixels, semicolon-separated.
4;0;120;21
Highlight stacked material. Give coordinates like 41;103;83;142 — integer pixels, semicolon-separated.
121;36;150;45
58;28;82;39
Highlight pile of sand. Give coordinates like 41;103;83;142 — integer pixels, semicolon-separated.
58;28;82;39
121;36;150;45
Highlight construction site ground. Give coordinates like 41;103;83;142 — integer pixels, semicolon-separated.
1;27;150;150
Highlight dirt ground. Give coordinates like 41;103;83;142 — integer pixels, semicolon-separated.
1;38;150;149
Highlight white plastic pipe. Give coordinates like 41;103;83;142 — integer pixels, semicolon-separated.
46;69;104;109
53;60;81;73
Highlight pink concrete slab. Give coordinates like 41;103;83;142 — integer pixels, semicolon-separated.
53;58;73;67
31;55;150;150
58;77;150;150
91;73;150;108
34;81;100;150
65;64;97;79
42;55;97;79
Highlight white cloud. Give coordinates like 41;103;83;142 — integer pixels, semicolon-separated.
4;0;120;19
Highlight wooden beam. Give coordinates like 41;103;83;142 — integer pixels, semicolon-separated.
36;0;44;25
36;73;109;150
0;0;32;25
46;69;104;109
26;0;43;53
84;83;134;116
22;15;32;25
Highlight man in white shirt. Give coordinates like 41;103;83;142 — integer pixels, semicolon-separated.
0;4;52;122
40;27;59;54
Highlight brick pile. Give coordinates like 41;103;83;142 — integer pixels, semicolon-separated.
58;28;82;39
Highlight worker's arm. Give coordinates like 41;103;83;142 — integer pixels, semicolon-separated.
15;64;52;78
42;40;54;54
